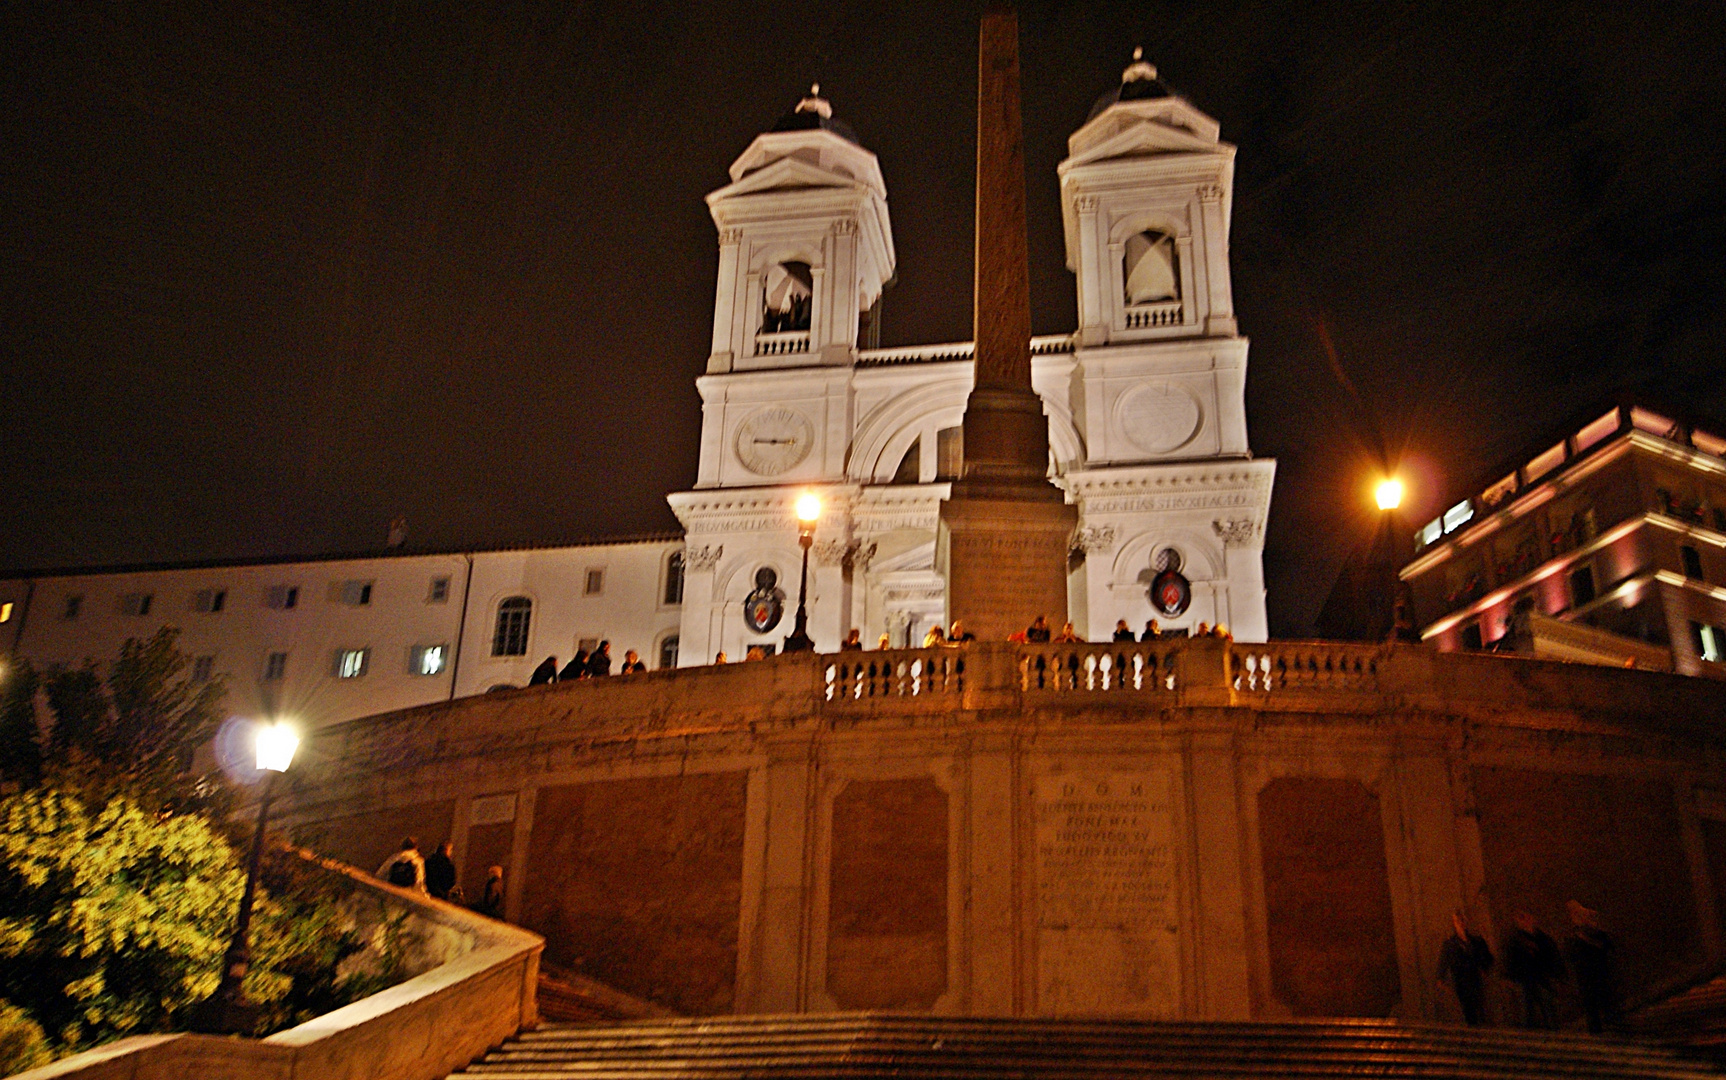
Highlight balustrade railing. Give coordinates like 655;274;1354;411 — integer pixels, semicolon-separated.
825;648;963;701
1231;643;1382;692
755;329;810;356
1124;301;1183;329
1019;643;1176;693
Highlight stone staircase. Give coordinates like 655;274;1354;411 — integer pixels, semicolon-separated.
449;1014;1723;1078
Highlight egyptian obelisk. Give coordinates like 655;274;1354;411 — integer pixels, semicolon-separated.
938;6;1077;641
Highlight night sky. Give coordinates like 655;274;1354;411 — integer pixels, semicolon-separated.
3;1;1723;636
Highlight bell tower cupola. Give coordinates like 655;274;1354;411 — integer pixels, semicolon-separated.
1058;51;1238;347
705;87;896;372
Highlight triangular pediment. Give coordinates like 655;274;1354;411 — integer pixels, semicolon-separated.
1063;99;1226;170
707;156;867;203
1064;119;1222;171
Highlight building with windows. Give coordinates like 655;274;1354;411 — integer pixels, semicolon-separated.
0;55;1279;727
1400;403;1726;677
0;538;687;730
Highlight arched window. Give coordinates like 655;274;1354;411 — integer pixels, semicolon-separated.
1124;230;1179;305
663;551;685;606
491;596;532;657
762;261;813;332
658;636;680;670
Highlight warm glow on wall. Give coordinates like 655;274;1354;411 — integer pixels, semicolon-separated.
1375;478;1404;511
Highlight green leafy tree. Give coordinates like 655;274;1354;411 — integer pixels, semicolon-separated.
34;628;226;811
0;788;247;1046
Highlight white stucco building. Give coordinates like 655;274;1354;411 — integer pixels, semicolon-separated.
670;58;1273;660
0;53;1274;727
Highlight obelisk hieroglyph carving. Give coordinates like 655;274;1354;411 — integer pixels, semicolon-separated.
937;6;1077;642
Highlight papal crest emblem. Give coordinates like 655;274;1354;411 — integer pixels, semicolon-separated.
743;566;785;633
1150;548;1191;618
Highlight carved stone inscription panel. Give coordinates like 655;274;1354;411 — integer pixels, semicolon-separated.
1035;772;1180;1016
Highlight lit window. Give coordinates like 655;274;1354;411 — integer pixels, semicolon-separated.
761;261;813;333
63;595;82;620
266;585;299;610
1693;623;1722;664
193;588;227;614
658;636;680;670
264;652;288;680
1417;518;1443;549
428;576;450;603
339;580;373;606
122;592;154;617
584;569;605;596
663;552;685;606
192;656;215;683
335;648;370;679
1442;500;1474;533
414;644;448;676
0;602;11;623
492;597;532;657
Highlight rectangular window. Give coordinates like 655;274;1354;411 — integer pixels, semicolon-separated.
1442;499;1474;534
265;585;299;610
1460;622;1484;651
338;580;373;606
662;553;685;606
1682;545;1705;581
584;569;604;596
412;644;448;676
191;655;215;683
1568;565;1596;608
334;648;370;678
577;636;600;655
428;576;450;603
264;651;288;681
122;592;154;617
1693;622;1723;664
64;594;82;620
0;602;11;623
193;588;227;613
658;636;680;670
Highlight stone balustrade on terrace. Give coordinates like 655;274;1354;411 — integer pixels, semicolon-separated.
292;640;1726;786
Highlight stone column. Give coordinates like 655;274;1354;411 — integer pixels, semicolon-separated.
938;6;1076;642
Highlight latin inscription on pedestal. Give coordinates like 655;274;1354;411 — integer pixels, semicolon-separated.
1035;772;1180;1016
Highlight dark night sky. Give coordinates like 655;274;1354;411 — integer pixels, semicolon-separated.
2;1;1723;636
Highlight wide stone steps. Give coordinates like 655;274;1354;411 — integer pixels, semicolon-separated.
448;1014;1722;1079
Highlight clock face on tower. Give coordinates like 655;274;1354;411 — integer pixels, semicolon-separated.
735;408;815;476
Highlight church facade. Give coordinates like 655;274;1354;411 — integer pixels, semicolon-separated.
0;58;1273;730
669;63;1273;662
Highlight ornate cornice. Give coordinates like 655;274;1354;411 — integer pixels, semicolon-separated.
1071;525;1119;555
1211;518;1261;547
684;544;724;572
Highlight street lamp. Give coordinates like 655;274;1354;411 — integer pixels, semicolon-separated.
782;493;820;653
195;719;300;1035
1373;476;1409;641
1375;477;1404;511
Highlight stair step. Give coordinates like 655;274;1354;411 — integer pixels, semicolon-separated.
449;1014;1723;1080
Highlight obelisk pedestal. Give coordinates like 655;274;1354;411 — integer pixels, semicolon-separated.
938;6;1076;642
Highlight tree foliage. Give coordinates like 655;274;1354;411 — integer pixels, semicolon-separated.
0;787;243;1045
0;998;50;1075
0;632;403;1057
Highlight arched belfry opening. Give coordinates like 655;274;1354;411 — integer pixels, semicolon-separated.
762;261;813;333
1124;230;1179;305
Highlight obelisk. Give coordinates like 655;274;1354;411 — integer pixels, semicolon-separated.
937;6;1077;642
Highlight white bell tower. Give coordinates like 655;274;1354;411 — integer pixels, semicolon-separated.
704;86;896;374
1056;52;1275;641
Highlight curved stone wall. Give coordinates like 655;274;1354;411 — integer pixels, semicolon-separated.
279;640;1726;1023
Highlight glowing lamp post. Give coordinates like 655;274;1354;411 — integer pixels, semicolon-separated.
196;719;299;1035
1375;477;1404;511
783;494;821;653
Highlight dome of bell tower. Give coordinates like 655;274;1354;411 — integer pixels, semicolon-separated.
1088;47;1175;120
769;84;862;145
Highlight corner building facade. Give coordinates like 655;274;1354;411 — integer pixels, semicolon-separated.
670;67;1273;662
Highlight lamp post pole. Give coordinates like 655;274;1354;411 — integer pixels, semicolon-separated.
784;494;820;653
195;720;298;1035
